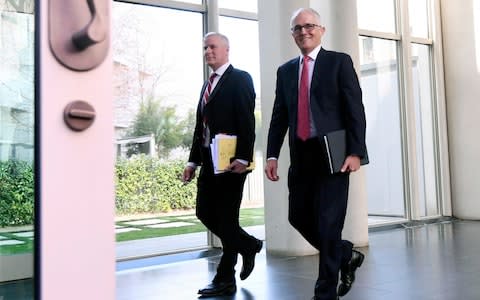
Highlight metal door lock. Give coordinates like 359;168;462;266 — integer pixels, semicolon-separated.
64;101;96;131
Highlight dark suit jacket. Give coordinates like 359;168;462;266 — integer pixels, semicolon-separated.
267;48;367;164
188;65;256;167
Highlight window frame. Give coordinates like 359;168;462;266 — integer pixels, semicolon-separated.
358;0;450;222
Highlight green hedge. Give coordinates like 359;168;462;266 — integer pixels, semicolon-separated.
115;155;197;215
0;156;197;227
0;160;34;227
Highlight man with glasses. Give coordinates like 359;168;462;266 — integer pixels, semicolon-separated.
265;8;367;300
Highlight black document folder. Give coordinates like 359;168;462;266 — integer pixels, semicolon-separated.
323;129;369;174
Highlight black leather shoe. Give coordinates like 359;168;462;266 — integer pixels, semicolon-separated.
338;249;364;297
197;281;236;296
240;239;263;280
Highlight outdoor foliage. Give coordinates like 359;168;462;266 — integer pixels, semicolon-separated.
0;160;34;227
115;155;197;215
127;97;195;157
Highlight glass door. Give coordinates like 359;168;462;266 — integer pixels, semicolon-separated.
0;1;35;297
111;1;208;259
112;1;265;259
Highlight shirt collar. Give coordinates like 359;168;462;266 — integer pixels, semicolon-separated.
300;45;322;62
211;62;230;77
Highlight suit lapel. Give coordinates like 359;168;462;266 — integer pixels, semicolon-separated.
310;48;326;95
206;65;233;105
201;65;233;118
310;48;328;130
200;81;208;98
199;81;209;113
287;58;300;115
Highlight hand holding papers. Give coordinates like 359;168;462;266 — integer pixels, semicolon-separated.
210;134;255;174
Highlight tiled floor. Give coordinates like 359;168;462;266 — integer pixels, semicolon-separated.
116;219;480;300
3;219;480;300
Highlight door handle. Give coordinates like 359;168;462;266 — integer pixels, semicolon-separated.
49;0;109;71
72;0;107;50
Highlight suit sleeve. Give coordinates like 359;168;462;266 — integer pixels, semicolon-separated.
187;92;205;165
340;54;367;159
266;67;289;159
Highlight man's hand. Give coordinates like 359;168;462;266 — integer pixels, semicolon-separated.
227;160;248;174
182;166;196;183
341;155;361;173
265;159;279;181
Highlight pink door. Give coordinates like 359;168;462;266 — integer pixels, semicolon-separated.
37;0;115;299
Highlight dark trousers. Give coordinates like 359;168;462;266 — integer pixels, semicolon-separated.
289;138;353;300
196;147;259;282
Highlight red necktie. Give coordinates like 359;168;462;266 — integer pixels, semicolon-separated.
297;56;311;141
202;73;217;143
203;73;217;105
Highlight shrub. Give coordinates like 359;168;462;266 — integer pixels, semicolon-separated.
115;155;197;215
0;160;34;227
0;156;196;226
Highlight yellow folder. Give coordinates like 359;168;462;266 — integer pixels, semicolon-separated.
211;134;255;174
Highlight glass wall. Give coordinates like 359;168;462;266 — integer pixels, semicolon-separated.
357;0;396;33
357;0;443;223
408;0;440;218
112;1;206;258
359;37;405;218
0;0;35;294
411;46;438;218
218;0;257;13
113;0;262;259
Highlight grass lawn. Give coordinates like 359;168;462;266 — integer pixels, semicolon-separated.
0;207;265;255
116;207;264;242
0;232;33;255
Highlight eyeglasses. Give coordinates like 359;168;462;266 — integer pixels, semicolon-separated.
291;23;321;34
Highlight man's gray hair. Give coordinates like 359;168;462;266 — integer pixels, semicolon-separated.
290;8;322;28
204;32;230;48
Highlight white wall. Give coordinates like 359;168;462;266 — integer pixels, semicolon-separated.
440;0;480;219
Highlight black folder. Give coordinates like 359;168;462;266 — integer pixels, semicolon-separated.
323;129;369;174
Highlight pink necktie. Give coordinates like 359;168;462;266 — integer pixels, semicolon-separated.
297;56;311;141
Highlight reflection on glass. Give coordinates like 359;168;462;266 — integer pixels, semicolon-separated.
218;0;258;13
0;0;35;293
411;43;438;217
112;2;207;258
359;37;406;218
408;0;429;38
357;0;396;33
218;16;264;237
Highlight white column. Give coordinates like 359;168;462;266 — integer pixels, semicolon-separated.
313;0;368;247
259;0;317;255
259;0;369;256
440;0;480;218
